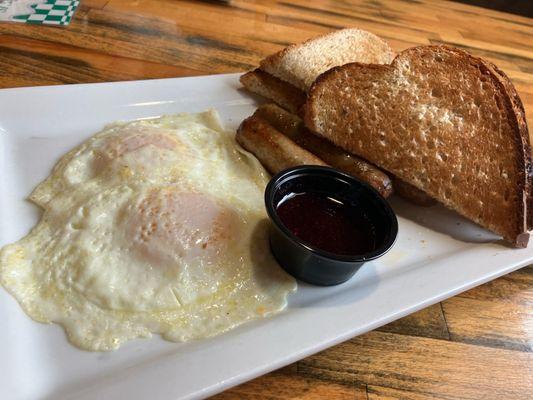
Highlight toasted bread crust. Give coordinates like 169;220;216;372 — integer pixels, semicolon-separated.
305;45;531;246
260;28;394;92
480;60;532;230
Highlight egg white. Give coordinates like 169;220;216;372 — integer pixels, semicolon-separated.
0;110;296;351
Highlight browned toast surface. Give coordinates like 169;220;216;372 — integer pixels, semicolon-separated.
479;60;532;230
260;28;394;92
304;45;531;246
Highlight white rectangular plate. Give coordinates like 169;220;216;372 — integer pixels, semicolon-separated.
1;74;532;400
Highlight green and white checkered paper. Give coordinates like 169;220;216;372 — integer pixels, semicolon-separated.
0;0;80;26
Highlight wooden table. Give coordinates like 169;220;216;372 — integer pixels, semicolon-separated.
1;1;532;398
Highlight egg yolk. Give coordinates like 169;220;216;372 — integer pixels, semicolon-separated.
126;189;241;266
91;127;182;175
105;127;179;158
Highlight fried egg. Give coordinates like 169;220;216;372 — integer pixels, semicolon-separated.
0;110;296;351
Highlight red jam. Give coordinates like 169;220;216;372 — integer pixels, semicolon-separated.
275;192;377;256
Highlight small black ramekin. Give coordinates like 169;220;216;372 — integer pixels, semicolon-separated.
265;166;398;286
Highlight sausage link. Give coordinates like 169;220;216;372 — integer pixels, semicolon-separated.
255;104;393;198
236;115;327;175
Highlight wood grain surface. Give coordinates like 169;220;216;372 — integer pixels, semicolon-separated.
1;1;532;399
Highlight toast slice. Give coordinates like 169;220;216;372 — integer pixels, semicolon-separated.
260;28;394;92
479;59;533;230
304;45;531;247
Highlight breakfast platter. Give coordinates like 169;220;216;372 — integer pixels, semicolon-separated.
1;72;532;400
